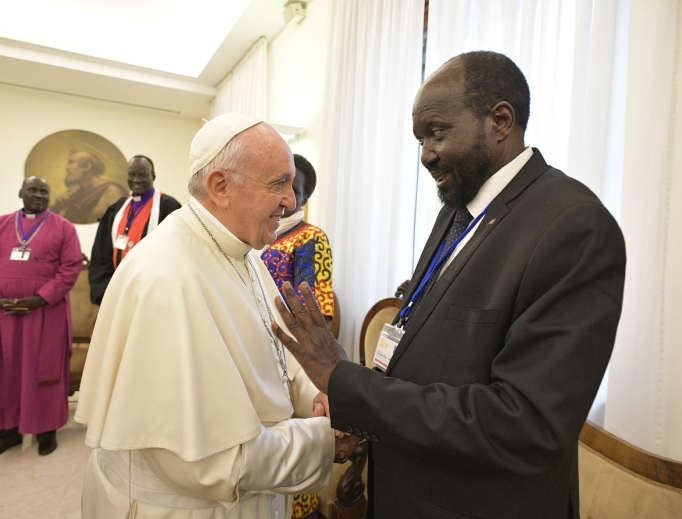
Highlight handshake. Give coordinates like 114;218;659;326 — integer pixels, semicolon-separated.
313;392;362;464
273;281;363;463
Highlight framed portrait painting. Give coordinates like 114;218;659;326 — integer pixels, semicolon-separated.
25;130;128;224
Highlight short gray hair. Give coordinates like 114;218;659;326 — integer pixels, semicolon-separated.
188;133;249;199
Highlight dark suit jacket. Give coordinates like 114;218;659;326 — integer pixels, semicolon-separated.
328;150;626;519
89;193;181;305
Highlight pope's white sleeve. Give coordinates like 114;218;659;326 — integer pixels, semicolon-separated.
239;417;335;494
140;416;334;506
141;444;243;506
290;367;321;418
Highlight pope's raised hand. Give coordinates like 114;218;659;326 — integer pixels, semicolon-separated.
272;281;347;394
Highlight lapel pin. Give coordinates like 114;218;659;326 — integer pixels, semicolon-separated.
486;218;496;226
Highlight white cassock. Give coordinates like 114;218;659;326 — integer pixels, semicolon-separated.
75;200;335;519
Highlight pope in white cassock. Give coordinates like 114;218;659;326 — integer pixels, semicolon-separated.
75;114;357;518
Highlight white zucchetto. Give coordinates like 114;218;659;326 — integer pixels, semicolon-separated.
189;113;262;175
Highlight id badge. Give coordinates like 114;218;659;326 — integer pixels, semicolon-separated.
372;323;405;371
114;234;129;250
10;247;30;261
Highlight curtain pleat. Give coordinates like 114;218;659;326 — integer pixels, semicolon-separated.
425;0;682;460
316;0;425;361
417;0;627;257
210;37;267;120
605;0;679;459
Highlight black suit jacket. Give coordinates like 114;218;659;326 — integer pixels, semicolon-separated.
328;150;626;519
89;193;181;305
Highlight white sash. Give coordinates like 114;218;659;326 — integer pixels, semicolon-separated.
97;449;223;509
110;189;162;247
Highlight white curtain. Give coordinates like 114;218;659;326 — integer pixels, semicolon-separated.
210;37;267;119
605;0;680;459
422;0;628;426
659;7;682;461
419;0;627;259
316;0;425;361
424;0;682;460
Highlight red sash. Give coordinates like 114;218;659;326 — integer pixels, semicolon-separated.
113;197;154;268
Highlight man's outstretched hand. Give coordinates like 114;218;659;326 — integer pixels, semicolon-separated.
272;281;347;394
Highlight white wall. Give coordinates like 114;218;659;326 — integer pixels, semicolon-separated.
0;85;202;255
0;0;333;257
267;0;334;225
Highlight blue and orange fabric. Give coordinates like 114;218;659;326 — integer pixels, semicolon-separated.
261;223;334;318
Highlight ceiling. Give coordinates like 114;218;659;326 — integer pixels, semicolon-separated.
0;0;291;118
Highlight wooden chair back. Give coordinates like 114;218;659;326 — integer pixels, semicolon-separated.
69;263;99;393
70;264;99;342
359;298;402;367
579;420;682;518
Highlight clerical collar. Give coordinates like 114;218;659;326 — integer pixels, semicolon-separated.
190;197;251;258
132;188;155;203
22;208;48;219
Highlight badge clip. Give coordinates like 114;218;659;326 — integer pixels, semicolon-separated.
372;323;405;372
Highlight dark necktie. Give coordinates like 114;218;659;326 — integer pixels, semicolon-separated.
404;207;473;329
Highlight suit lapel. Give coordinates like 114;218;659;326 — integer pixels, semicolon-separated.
386;149;550;374
396;205;456;316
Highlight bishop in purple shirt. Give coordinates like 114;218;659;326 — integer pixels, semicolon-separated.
0;176;82;455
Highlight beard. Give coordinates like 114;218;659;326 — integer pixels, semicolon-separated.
64;170;84;187
435;130;492;210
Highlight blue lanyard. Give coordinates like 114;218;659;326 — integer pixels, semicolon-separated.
123;201;144;235
17;210;51;244
399;202;492;322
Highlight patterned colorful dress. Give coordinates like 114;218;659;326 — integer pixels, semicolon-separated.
261;222;333;318
261;222;333;519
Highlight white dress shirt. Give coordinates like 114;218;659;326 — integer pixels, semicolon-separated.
439;147;534;277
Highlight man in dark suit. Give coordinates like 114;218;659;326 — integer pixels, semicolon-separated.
272;51;626;519
89;155;181;304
